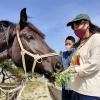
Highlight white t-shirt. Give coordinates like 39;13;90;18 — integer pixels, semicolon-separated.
70;33;100;97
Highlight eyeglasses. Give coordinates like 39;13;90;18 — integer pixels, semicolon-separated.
74;20;87;25
71;20;87;29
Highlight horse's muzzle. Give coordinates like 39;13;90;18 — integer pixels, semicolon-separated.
53;62;64;73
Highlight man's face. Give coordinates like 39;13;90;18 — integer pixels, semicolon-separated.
65;40;74;47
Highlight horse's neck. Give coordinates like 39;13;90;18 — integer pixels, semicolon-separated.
0;22;15;51
0;31;7;52
0;30;9;62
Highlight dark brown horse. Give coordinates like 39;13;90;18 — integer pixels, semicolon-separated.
0;8;63;80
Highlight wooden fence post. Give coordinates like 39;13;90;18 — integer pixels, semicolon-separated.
6;92;9;100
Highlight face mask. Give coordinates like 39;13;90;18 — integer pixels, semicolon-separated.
74;24;88;38
65;45;73;52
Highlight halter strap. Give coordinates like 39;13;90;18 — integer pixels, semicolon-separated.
16;30;58;77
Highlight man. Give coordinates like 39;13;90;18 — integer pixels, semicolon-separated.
61;36;75;100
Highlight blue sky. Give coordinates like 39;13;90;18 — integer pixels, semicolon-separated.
0;0;100;53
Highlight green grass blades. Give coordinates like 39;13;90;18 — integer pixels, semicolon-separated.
54;70;73;87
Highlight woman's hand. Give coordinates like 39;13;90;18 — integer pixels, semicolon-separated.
60;67;77;75
60;69;69;75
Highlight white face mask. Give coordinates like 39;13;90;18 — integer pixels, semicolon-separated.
65;45;73;52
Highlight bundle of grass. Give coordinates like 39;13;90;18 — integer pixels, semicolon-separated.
54;68;74;87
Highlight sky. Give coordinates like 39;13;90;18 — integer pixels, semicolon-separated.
0;0;100;53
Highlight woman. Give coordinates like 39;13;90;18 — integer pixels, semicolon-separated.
62;14;100;100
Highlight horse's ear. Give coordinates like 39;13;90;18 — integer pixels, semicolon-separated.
19;8;27;30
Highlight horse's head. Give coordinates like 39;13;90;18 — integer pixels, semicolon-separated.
10;8;63;81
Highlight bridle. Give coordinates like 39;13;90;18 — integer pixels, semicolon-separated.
16;30;58;77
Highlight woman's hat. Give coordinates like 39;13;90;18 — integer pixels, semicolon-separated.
67;14;91;26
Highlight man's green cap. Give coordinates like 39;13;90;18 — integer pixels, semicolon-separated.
67;14;91;26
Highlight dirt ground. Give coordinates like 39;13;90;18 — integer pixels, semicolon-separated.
0;75;61;100
19;77;62;100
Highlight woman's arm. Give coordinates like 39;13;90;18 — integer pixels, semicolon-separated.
60;66;77;75
75;45;100;77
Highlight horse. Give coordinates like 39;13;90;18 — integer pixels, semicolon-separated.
0;8;63;81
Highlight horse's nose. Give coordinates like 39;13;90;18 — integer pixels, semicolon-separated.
53;62;64;72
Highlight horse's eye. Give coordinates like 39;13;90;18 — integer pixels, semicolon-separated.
26;35;33;40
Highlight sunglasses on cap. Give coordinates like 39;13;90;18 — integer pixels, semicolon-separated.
75;20;87;25
71;20;87;29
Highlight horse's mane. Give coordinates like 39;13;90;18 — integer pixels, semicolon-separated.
0;20;45;40
27;22;45;39
0;20;14;31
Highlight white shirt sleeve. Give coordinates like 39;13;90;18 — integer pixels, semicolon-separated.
75;34;100;77
75;46;100;77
